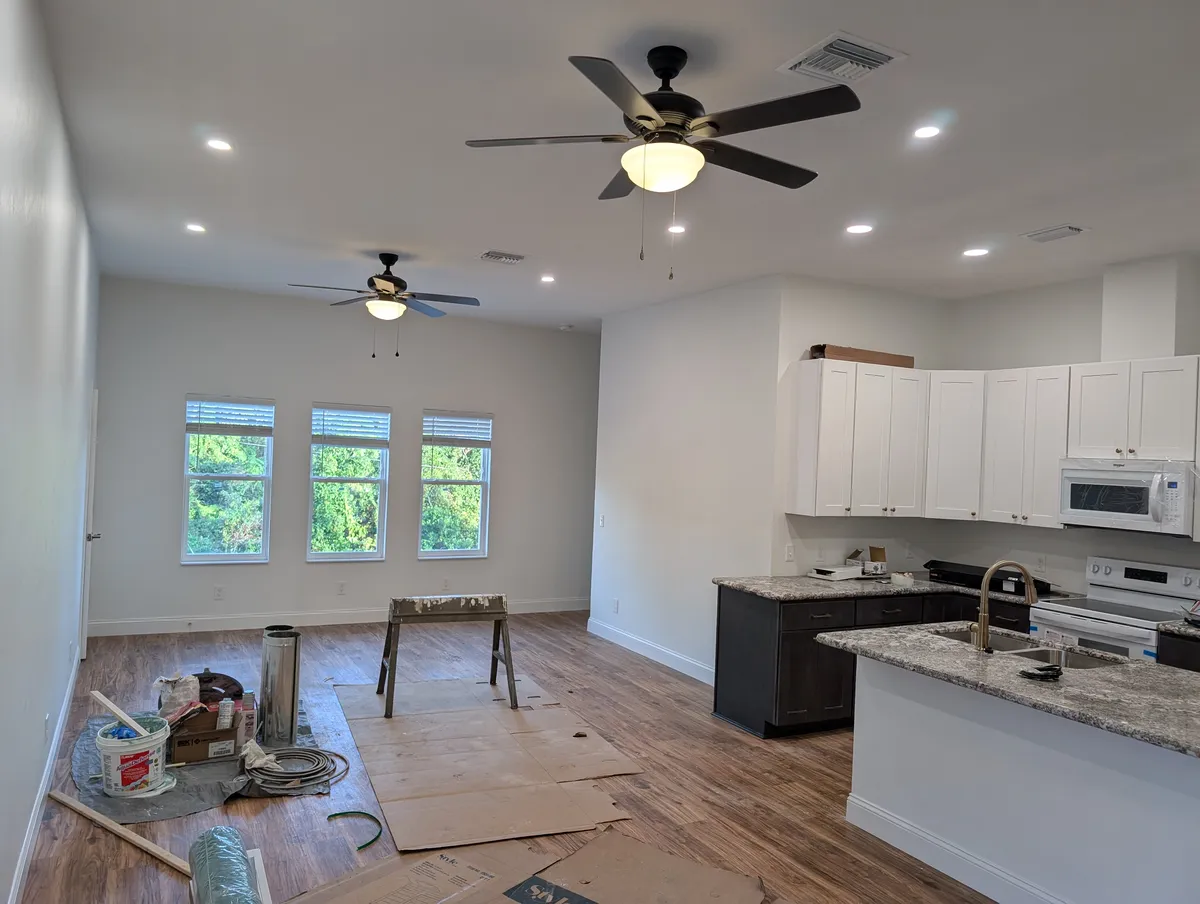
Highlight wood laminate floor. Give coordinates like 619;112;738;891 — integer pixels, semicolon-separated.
20;613;987;903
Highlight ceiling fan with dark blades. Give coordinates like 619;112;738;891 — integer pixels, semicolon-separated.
466;45;859;198
289;253;481;320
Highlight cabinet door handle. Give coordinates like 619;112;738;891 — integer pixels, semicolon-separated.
810;612;833;620
1021;514;1028;521
1128;448;1136;455
845;506;851;512
970;511;977;517
1116;448;1122;454
823;704;845;711
882;608;902;615
994;615;1019;625
889;506;896;512
1011;513;1018;520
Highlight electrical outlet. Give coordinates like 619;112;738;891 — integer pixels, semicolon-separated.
213;585;225;601
599;514;605;527
336;581;347;596
1034;555;1048;576
785;544;795;562
905;543;915;560
613;598;619;614
442;578;451;591
815;547;827;564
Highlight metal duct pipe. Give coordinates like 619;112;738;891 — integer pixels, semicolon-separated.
260;630;301;747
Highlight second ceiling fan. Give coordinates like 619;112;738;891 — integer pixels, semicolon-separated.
467;45;860;198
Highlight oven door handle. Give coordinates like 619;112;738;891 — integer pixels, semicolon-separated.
1150;473;1163;524
1033;609;1155;643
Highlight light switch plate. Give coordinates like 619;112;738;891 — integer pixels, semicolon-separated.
785;544;795;562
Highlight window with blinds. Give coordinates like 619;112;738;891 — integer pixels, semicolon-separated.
309;404;391;561
419;410;492;558
182;396;275;563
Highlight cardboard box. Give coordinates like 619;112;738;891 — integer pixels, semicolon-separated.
810;344;914;368
168;693;256;764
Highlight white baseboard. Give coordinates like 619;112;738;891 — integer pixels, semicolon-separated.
8;654;80;904
845;794;1068;904
586;617;714;685
88;598;590;636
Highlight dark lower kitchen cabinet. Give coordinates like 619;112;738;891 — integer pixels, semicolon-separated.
1158;633;1200;672
924;592;1031;633
775;629;855;726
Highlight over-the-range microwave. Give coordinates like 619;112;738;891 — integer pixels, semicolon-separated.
1059;459;1194;537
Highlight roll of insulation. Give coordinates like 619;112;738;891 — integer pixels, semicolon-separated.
189;826;262;904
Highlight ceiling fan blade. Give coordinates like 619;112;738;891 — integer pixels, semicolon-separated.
330;295;373;306
407;292;480;306
691;84;860;139
402;297;446;318
692;140;818;189
467;134;631;148
290;283;363;293
568;56;663;126
598;169;635;200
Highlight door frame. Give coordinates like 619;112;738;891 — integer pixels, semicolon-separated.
79;388;98;659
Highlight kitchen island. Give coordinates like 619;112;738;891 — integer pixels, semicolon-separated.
818;622;1200;904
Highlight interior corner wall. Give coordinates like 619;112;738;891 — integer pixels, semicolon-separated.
1;0;98;898
90;277;600;634
589;278;783;683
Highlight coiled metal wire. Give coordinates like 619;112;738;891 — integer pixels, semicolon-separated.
245;747;349;793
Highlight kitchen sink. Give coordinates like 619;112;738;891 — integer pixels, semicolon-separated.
1008;648;1119;669
937;629;1040;652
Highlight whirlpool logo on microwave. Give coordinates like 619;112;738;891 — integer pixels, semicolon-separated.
504;877;599;904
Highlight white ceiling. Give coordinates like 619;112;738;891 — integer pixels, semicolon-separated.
41;0;1200;327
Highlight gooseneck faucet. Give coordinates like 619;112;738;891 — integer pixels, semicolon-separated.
973;559;1039;651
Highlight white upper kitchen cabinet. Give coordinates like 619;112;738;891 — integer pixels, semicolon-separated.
849;365;928;517
983;367;1069;528
788;358;856;516
885;368;929;517
1023;366;1071;527
1068;357;1198;460
1128;356;1197;460
1068;361;1130;458
925;371;986;520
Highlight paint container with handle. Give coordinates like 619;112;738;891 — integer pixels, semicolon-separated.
95;715;170;797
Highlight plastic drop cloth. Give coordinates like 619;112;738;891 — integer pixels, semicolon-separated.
71;705;319;824
190;826;261;904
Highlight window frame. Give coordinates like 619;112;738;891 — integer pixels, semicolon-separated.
307;404;391;563
180;396;275;565
418;411;492;560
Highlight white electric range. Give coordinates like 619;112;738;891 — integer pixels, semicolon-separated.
1030;556;1200;660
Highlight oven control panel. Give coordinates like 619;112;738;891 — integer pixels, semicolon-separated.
1088;556;1199;596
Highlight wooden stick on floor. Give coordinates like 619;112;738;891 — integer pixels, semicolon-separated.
47;791;192;878
90;690;150;738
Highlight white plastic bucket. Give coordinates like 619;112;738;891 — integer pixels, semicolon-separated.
95;715;170;797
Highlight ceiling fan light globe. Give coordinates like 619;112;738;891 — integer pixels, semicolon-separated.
365;299;406;320
620;142;705;193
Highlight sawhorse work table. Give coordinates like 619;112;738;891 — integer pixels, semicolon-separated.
375;594;517;718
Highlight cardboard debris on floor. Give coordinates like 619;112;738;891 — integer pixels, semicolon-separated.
287;830;767;904
334;679;641;851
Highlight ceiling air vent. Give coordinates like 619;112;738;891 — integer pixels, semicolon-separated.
1021;224;1089;244
479;250;525;265
779;32;907;84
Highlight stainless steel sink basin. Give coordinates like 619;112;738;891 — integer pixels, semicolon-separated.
1008;648;1119;669
937;629;1041;652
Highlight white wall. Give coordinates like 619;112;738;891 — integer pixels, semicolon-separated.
589;278;783;682
0;0;97;897
941;277;1103;370
90;277;599;634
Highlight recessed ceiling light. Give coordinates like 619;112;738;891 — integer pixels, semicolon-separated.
185;223;206;233
913;125;941;139
963;248;989;257
846;224;873;234
667;224;686;234
540;275;555;283
206;138;233;151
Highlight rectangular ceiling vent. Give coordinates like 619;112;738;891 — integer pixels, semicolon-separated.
479;250;525;265
779;32;907;84
1021;224;1089;244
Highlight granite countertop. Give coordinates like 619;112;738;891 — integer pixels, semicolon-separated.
817;621;1200;758
712;575;1071;606
1160;620;1200;641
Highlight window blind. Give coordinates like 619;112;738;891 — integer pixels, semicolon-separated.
422;411;493;447
312;406;391;448
186;397;275;437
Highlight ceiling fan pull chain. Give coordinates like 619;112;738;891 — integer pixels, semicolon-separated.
395;319;400;357
638;150;647;261
371;322;377;359
668;191;677;280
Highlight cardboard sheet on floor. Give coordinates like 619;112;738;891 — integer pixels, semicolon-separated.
383;780;630;851
286;839;560;904
334;677;557;721
512;727;642;783
475;829;767;904
348;710;512;746
368;747;556;801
